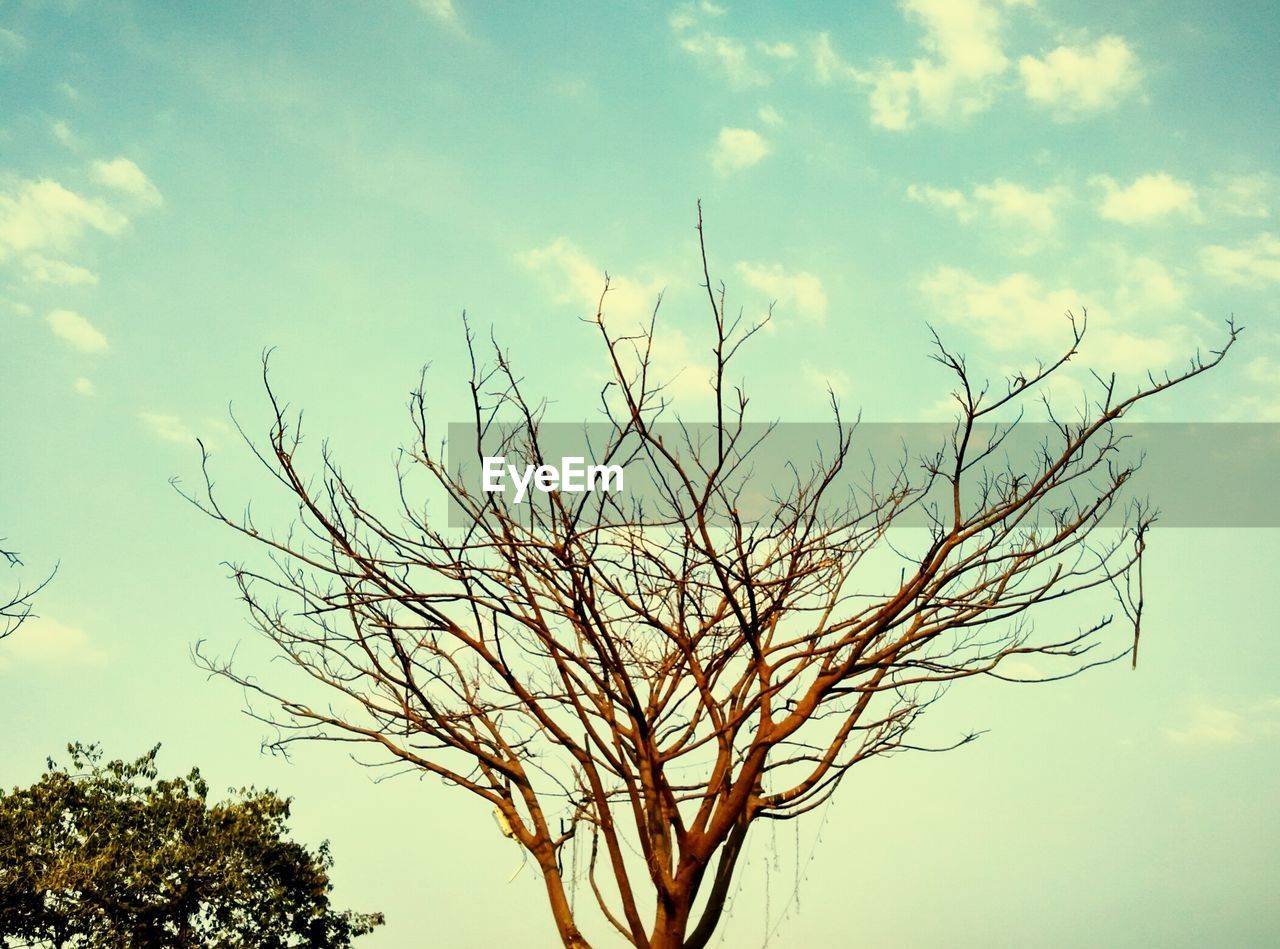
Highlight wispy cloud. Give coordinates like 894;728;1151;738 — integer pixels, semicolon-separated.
670;2;777;88
818;0;1017;130
734;261;827;323
47;309;109;353
1166;698;1280;746
92;157;164;207
518;238;712;400
0;615;108;668
23;254;98;286
140;412;196;444
0;177;127;260
1210;172;1275;219
0;26;25;64
1201;233;1280;287
417;0;461;29
907;177;1072;249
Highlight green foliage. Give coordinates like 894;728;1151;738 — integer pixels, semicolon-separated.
0;743;383;948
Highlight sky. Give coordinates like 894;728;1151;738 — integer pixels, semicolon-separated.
2;0;1279;945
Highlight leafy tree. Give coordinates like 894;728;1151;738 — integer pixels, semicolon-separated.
0;743;383;948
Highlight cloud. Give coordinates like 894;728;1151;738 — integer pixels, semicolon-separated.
973;179;1070;233
920;267;1080;350
710;127;770;175
1111;252;1187;314
1211;173;1275;219
51;120;78;150
417;0;459;26
1166;698;1280;746
1166;704;1243;746
22;254;98;286
669;3;772;87
517;237;666;325
757;104;784;127
140;412;196;444
734;261;827;323
1019;35;1142;119
91;157;163;206
920;260;1201;382
47;309;109;353
907;184;975;220
0;177;128;260
517;238;714;400
822;0;1016;130
0;26;25;63
757;41;797;59
1201;233;1280;287
74;377;96;396
908;178;1071;241
0;615;108;668
803;364;850;399
1093;173;1200;224
676;33;768;88
1245;356;1280;387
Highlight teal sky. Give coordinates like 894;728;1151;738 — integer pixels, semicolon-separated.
2;1;1278;946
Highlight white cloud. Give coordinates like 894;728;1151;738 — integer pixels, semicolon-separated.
907;184;974;221
669;3;770;87
47;309;108;353
757;104;784;127
140;412;196;444
51;120;78;149
2;298;33;318
517;237;664;324
813;32;857;85
0;177;128;260
803;364;850;399
0;27;25;63
734;261;827;323
973;179;1070;233
22;254;98;286
74;376;96;396
1166;704;1243;746
1093;173;1200;224
757;41;797;59
920;267;1081;350
919;261;1202;381
1211;173;1275;219
678;32;768;87
710;127;770;175
1166;698;1280;747
91;157;163;206
1112;252;1187;314
1019;35;1142;119
417;0;459;25
908;178;1071;239
517;238;714;401
829;0;1016;130
1244;356;1280;388
0;615;108;668
1201;233;1280;287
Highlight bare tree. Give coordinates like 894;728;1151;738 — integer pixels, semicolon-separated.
1;542;52;644
188;211;1238;948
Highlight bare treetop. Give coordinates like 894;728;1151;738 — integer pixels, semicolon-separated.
188;212;1238;948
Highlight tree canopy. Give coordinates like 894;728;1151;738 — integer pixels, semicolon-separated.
0;743;383;948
